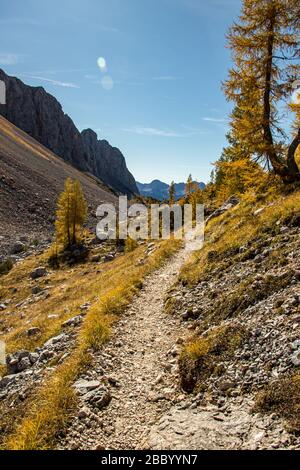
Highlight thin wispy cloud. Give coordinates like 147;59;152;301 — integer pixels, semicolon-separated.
181;124;209;135
0;53;19;65
84;75;182;87
26;68;92;75
123;126;181;137
86;75;142;87
202;117;227;123
152;76;182;81
22;75;79;88
123;125;207;137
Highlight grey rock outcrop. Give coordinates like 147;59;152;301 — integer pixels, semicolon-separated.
0;69;88;171
206;195;240;223
81;129;138;196
0;69;138;196
29;266;47;280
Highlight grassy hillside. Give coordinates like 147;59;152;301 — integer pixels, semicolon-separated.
0;238;181;449
180;189;300;286
172;189;300;433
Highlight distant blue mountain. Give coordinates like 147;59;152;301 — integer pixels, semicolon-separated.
136;179;205;201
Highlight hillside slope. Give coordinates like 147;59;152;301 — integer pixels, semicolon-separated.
0;69;138;196
150;191;300;449
1;190;299;450
0;115;117;255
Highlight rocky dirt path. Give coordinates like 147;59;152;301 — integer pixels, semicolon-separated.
60;243;195;450
99;249;189;449
60;237;297;451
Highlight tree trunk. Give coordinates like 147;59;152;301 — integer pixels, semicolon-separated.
262;11;287;177
286;128;300;181
262;9;300;183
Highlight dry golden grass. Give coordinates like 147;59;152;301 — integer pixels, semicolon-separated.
255;374;300;433
1;237;181;450
5;354;81;450
179;324;246;392
180;189;300;286
125;237;138;253
0;240;167;353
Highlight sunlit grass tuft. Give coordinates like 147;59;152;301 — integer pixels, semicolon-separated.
179;324;246;392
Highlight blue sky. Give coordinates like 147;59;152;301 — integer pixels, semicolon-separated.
0;0;242;183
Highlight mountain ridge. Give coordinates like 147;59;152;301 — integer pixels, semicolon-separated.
0;69;138;196
137;179;205;200
0;114;117;255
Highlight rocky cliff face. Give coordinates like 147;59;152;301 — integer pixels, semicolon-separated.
81;129;138;196
0;69;138;196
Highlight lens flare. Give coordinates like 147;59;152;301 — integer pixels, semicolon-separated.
101;75;114;90
97;57;107;72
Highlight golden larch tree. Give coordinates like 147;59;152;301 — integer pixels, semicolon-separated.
224;0;300;182
185;174;193;197
55;178;87;248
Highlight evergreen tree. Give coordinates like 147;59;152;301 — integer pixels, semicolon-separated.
55;178;87;248
224;0;300;182
185;174;193;197
169;181;175;204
